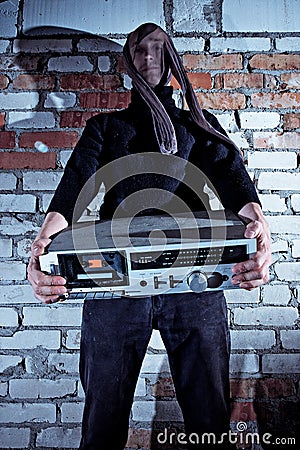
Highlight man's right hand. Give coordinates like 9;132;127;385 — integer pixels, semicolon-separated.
27;237;67;304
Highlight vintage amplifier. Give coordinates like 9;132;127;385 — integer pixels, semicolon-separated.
39;210;256;298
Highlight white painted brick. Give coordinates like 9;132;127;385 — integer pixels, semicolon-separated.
59;150;72;168
267;215;300;235
134;377;147;397
23;306;82;327
8;111;55;129
173;0;216;33
0;403;56;423
0;173;17;190
16;238;32;257
48;56;93;72
230;354;259;374
47;354;80;373
281;330;300;350
0;427;31;448
140;354;170;374
271;239;288;253
0;261;26;281
0;382;8;396
98;56;110;72
42;193;54;212
172;37;205;52
9;378;76;399
148;330;165;351
65;329;81;350
0;194;36;212
291;194;300;212
231;330;275;350
258;173;300;191
274;262;300;282
36;426;81;448
0;40;10;53
228;132;249;149
0;355;22;373
276;37;300;51
0;238;12;257
0;285;36;304
0;92;39;110
78;38;122;52
132;400;183;422
223;0;299;32
61;402;84;422
262;354;300;374
239;112;280;130
44;92;76;109
253;132;300;149
215;113;238;133
210;38;270;53
248;152;297;169
0;330;60;350
0;307;18;327
77;381;85;398
262;284;291;306
13;38;72;53
291;240;300;258
23;171;63;190
225;288;259;304
234;306;298;326
0;217;39;235
259;194;286;212
0;0;18;38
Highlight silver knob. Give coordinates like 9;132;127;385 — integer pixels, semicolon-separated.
187;271;208;293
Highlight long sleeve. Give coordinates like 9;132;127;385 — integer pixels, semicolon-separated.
47;115;107;225
198;111;260;213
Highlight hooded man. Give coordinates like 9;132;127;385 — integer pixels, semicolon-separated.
28;23;271;449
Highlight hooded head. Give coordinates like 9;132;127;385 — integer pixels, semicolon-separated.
123;23;238;155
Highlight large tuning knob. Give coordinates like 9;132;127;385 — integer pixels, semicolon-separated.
187;271;208;293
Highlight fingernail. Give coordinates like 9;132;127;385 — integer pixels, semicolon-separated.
33;246;39;255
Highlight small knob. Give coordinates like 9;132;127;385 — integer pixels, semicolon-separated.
207;272;225;289
187;271;208;293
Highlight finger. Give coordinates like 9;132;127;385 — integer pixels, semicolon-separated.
244;220;262;239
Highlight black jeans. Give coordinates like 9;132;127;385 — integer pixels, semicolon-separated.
79;291;231;449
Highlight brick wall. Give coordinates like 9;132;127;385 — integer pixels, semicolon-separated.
0;0;299;448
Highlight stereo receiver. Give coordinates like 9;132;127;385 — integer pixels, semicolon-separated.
39;210;256;298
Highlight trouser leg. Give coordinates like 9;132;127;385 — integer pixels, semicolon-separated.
157;291;232;449
79;297;152;450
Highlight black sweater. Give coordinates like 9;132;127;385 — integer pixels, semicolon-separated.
47;86;260;224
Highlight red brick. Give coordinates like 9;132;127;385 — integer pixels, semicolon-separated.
0;113;5;128
251;92;300;109
171;72;212;90
13;75;55;90
231;378;295;399
60;74;121;91
80;92;131;109
264;74;278;89
0;74;9;90
126;428;152;449
280;73;300;89
0;55;40;71
183;54;243;71
0;131;16;148
19;131;78;149
283;113;300;129
250;54;300;70
215;73;263;89
116;54;127;73
231;401;257;422
151;377;176;398
196;92;246;110
0;151;56;169
60;111;97;128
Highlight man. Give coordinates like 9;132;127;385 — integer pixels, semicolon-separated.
28;23;271;449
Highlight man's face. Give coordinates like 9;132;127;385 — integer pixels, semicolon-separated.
130;31;165;87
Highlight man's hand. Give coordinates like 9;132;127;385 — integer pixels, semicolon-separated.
232;204;272;290
27;238;67;304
